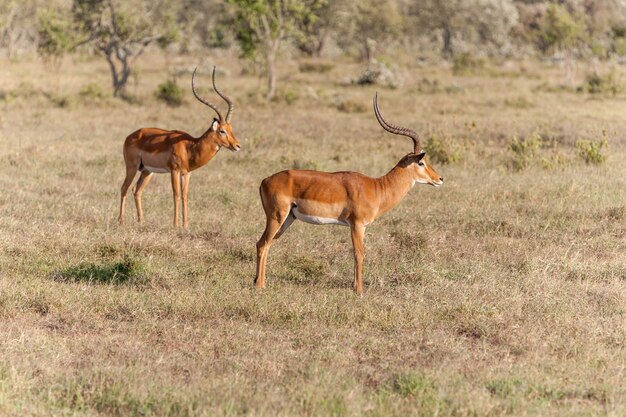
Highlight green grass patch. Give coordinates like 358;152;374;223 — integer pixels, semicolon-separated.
54;255;147;285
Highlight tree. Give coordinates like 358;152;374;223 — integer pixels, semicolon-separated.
37;8;75;60
536;4;586;85
0;0;38;59
335;0;403;62
411;0;518;59
293;0;335;57
37;0;179;97
228;0;324;100
177;0;234;51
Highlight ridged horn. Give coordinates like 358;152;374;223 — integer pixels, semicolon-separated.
373;92;421;153
211;66;234;122
192;66;223;121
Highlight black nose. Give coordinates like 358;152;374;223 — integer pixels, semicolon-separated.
440;177;444;181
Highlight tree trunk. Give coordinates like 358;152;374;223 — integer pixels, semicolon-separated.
442;21;453;59
266;51;277;101
104;47;131;97
564;49;576;88
314;29;328;57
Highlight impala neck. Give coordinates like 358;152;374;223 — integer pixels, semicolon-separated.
375;162;415;217
189;129;220;169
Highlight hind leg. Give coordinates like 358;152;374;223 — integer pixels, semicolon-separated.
133;170;153;223
119;166;138;225
255;206;292;289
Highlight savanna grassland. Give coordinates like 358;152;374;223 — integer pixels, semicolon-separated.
0;53;625;416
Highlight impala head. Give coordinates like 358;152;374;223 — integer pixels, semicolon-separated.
192;66;241;152
373;93;443;187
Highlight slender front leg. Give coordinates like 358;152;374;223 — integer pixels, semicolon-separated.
171;170;181;227
133;170;153;223
350;223;366;295
181;173;191;229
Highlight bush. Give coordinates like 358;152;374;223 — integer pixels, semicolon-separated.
283;88;299;104
510;131;542;171
79;83;105;100
541;151;570;170
452;53;485;76
298;61;333;73
273;88;299;104
45;92;73;108
336;100;366;113
353;60;400;88
576;136;608;165
155;78;184;107
504;96;534;109
582;70;623;96
425;134;462;165
614;38;626;56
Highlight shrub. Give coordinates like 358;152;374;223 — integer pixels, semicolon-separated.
452;53;485;75
283;88;299;104
541;151;570;170
392;373;435;397
155;78;184;107
614;38;626;56
504;96;534;109
582;70;623;96
79;83;105;100
336;100;366;113
11;82;38;99
354;61;400;88
46;92;73;108
298;61;333;73
425;134;462;165
510;131;542;171
576;136;608;165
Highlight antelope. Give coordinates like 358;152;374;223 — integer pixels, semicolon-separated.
254;93;443;295
118;67;240;229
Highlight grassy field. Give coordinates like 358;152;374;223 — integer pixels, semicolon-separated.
0;52;625;416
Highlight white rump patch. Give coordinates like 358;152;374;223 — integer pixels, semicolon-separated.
292;206;349;226
144;165;170;173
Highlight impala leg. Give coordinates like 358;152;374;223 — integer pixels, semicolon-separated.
171;170;181;227
181;173;191;229
119;167;138;225
350;223;366;295
133;170;153;223
255;210;292;289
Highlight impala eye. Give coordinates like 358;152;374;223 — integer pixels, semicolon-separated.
418;161;425;167
219;129;227;135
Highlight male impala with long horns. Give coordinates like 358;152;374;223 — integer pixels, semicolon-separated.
118;66;240;229
254;93;443;295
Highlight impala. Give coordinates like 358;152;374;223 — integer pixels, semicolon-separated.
254;93;443;295
118;66;240;229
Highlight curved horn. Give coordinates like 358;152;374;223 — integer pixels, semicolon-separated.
373;92;421;153
192;67;223;121
211;66;234;122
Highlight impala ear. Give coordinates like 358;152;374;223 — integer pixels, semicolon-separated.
211;118;219;131
414;151;426;163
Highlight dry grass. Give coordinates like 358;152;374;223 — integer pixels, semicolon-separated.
0;52;625;417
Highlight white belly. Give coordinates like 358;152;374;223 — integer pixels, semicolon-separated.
144;165;170;173
292;206;349;226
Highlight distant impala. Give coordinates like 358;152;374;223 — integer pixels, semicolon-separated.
254;93;443;295
118;67;240;229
